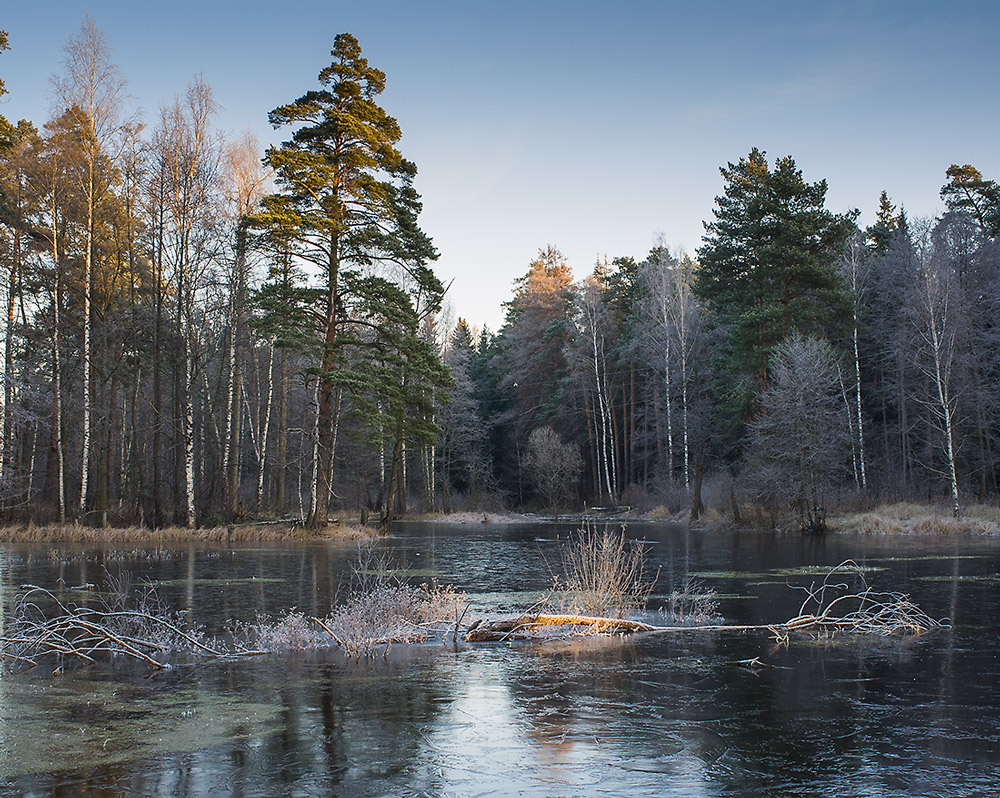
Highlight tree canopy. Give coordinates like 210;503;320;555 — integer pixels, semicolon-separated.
695;148;857;427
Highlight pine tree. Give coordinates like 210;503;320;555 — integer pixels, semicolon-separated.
252;33;440;528
0;29;11;145
940;164;1000;239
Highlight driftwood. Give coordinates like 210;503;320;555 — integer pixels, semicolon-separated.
465;614;656;642
3;562;942;672
466;562;943;643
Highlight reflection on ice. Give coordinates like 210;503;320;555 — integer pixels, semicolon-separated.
1;523;999;796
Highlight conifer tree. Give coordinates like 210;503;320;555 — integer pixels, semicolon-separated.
252;33;440;528
695;148;856;433
941;164;1000;239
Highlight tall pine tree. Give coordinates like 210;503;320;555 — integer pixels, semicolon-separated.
252;33;440;528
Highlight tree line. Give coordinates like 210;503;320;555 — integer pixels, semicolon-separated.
446;157;1000;524
1;20;998;529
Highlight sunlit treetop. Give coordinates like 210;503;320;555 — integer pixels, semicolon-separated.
941;163;1000;239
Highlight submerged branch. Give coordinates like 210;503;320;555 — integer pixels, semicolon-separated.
1;582;268;672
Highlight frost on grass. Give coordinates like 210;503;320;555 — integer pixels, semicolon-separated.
313;543;468;658
663;578;720;625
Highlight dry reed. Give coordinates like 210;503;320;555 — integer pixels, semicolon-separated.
553;523;658;619
830;502;1000;536
312;543;467;658
0;521;381;544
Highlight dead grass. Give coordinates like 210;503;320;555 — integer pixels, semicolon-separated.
638;504;725;527
639;505;676;521
830;502;1000;536
553;523;658;619
313;543;467;657
0;521;383;544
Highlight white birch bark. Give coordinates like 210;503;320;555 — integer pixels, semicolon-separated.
913;254;962;518
80;171;92;517
50;205;66;523
257;341;274;507
308;379;321;522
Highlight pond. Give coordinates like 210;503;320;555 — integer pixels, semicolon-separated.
2;522;999;796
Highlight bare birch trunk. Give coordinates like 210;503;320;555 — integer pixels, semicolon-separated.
604;365;619;499
222;299;235;512
664;342;673;487
151;179;164;528
853;324;867;491
50;208;66;523
0;197;20;491
839;365;861;488
928;309;960;518
307;378;321;523
182;304;196;528
256;340;274;508
79;169;93;519
276;349;287;512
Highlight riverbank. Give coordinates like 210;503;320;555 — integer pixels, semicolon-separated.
3;502;998;542
827;502;1000;536
0;519;380;544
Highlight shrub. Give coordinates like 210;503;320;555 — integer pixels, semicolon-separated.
554;523;657;619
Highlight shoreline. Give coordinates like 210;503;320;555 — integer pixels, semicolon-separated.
2;502;999;543
0;520;381;544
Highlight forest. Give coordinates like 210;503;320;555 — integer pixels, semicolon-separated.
1;21;999;532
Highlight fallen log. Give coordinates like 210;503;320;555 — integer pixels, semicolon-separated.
465;614;656;642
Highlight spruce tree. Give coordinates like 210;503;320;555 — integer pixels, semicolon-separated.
694;148;856;433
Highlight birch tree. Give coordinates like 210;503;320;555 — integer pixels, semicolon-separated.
575;276;617;501
745;334;848;529
839;232;868;491
221;131;270;517
908;230;965;517
51;14;128;520
640;248;703;489
155;75;221;527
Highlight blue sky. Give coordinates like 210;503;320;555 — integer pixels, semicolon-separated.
3;1;998;329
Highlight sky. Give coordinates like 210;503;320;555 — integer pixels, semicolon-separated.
3;1;999;330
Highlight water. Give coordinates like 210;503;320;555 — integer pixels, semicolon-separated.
2;523;999;796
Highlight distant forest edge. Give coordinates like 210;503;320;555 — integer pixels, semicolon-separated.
0;22;998;532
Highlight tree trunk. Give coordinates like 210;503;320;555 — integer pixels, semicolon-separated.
276;348;287;512
151;185;164;528
690;445;706;521
79;167;93;520
307;245;339;529
0;202;19;498
256;340;274;508
852;323;867;491
51;207;66;523
381;422;406;534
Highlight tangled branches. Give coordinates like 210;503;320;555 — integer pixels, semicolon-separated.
776;561;941;638
1;576;263;672
468;561;942;643
312;543;468;658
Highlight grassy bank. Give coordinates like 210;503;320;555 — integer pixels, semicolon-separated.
0;520;381;544
400;511;534;524
828;502;1000;536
